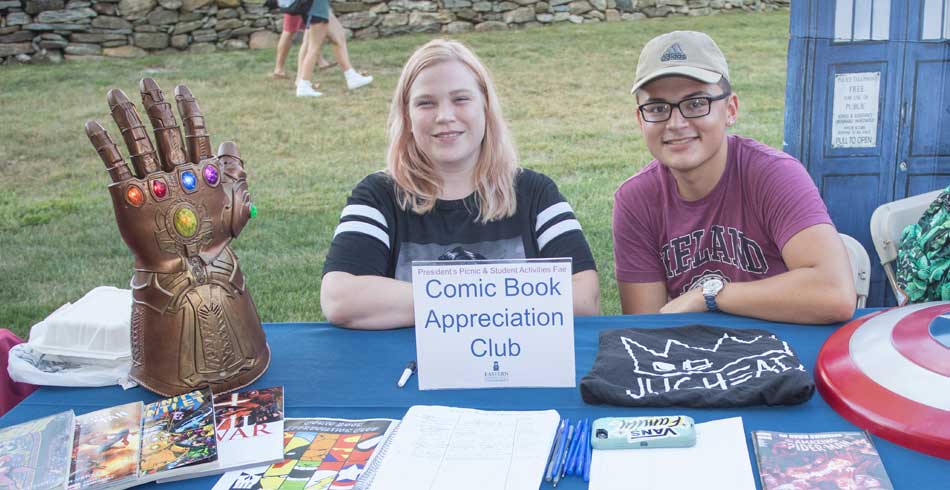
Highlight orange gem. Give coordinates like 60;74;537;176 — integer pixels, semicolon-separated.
126;185;145;207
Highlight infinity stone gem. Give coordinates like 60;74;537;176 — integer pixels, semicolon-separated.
174;208;198;237
181;170;198;191
151;179;167;198
249;204;258;219
126;185;145;207
203;165;219;185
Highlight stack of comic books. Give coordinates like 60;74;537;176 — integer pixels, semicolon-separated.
0;386;285;490
158;386;285;483
751;430;894;490
68;387;217;490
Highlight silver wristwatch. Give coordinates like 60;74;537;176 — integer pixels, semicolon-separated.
702;278;724;312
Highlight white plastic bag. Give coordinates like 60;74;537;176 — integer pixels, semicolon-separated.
9;286;137;389
7;343;136;389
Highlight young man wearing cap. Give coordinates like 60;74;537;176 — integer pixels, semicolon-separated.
613;31;856;324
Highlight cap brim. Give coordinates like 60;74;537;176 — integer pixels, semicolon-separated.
630;66;723;94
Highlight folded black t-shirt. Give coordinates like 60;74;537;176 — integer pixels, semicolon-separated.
580;325;814;408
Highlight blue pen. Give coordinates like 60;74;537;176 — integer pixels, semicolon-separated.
583;418;593;482
576;418;590;476
572;418;588;475
553;424;574;486
545;419;568;482
566;419;585;475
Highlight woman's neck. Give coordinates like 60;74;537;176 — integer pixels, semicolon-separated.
437;162;477;200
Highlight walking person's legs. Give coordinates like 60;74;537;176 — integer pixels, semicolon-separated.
295;20;329;97
325;12;373;90
273;14;303;79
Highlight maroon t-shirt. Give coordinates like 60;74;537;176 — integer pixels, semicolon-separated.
613;135;833;297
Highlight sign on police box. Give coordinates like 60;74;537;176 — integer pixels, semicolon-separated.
412;258;575;390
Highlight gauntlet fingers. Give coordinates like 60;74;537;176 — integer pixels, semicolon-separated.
139;78;188;171
107;88;163;178
174;85;213;164
84;120;133;183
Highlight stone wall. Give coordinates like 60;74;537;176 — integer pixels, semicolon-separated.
0;0;789;65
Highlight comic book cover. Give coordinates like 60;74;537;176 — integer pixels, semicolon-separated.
210;418;398;490
156;386;285;483
0;410;75;490
67;402;143;490
752;430;894;490
139;387;217;476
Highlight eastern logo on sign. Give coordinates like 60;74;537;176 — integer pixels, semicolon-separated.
484;360;509;383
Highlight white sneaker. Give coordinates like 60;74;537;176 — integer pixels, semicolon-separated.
296;80;323;97
345;69;373;90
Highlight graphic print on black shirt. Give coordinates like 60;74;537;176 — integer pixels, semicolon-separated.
580;325;814;408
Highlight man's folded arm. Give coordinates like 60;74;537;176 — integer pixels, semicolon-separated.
712;223;856;324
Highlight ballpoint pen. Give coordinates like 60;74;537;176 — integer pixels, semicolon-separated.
569;418;587;475
565;418;584;476
583;418;592;482
545;419;568;482
575;418;589;476
553;424;574;487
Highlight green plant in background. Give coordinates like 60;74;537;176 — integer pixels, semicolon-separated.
0;11;791;338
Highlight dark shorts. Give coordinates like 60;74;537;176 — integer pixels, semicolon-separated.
305;14;328;25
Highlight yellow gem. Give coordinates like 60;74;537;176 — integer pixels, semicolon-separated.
174;208;198;237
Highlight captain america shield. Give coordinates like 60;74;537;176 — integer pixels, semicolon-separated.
816;302;950;459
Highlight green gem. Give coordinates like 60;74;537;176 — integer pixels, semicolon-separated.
174;208;198;237
250;204;258;219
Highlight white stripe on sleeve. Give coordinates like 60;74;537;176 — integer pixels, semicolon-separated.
333;221;390;249
537;219;582;250
535;201;574;231
341;204;388;228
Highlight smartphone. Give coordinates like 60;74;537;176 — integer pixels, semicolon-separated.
591;415;696;449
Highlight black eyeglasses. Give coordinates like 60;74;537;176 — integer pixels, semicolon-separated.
638;92;732;123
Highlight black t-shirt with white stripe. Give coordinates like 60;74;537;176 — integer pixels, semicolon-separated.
323;169;596;281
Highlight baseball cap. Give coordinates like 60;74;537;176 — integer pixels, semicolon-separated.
630;31;730;94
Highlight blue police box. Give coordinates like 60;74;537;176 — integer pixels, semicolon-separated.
783;0;950;306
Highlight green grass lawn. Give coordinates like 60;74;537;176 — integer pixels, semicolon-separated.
0;10;790;338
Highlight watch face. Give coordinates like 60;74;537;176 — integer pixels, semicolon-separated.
703;278;724;294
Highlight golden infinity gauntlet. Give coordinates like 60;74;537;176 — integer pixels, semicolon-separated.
85;78;270;396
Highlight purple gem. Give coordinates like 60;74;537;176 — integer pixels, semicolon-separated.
204;165;219;185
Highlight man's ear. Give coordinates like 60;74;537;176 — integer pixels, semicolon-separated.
726;93;739;125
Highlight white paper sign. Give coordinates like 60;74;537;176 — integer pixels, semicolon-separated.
412;258;575;390
831;71;881;148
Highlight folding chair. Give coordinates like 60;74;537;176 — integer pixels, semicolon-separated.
869;189;943;302
838;233;870;308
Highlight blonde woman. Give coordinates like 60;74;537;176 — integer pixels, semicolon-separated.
320;39;600;329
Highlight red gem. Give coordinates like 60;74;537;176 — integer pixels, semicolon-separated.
152;179;168;198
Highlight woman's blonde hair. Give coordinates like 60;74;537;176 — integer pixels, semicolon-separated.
386;38;519;223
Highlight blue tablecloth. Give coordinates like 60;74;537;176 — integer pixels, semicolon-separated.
3;312;948;489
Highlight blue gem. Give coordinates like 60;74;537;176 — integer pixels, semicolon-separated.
181;170;197;191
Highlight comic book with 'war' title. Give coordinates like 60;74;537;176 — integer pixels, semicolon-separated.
158;386;285;483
